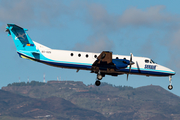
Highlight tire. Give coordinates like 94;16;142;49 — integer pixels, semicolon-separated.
168;85;173;90
95;81;101;86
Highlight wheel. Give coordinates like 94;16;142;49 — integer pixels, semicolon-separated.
168;85;173;90
97;74;103;80
95;80;101;86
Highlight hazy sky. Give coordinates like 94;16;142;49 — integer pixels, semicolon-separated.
1;0;180;96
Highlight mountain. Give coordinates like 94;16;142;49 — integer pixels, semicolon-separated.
2;80;180;120
0;89;106;120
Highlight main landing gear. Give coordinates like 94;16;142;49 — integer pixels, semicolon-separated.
168;76;173;90
95;80;101;86
95;73;104;86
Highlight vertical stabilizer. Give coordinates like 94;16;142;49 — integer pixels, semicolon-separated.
6;24;37;52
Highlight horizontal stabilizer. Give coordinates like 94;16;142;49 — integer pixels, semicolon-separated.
18;50;40;60
6;24;27;31
19;50;40;54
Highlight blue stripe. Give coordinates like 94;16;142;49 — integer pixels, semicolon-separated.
40;60;174;76
43;60;92;69
117;68;174;76
126;67;175;74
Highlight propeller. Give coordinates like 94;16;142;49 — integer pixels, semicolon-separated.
127;53;134;81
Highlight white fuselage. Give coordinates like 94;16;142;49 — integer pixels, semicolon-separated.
33;42;175;77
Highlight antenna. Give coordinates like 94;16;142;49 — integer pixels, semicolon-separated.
43;74;46;83
28;76;29;83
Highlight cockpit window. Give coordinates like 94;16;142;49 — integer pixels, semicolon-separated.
150;59;156;64
145;59;149;63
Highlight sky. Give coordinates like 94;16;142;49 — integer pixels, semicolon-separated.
0;0;180;96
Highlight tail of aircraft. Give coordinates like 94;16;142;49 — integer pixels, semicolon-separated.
6;24;37;52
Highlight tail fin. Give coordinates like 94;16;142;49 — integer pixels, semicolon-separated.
6;24;37;52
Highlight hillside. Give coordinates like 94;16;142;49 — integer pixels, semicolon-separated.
2;80;180;120
0;89;106;120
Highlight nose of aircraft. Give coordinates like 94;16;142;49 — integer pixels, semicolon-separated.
169;69;176;75
158;65;175;76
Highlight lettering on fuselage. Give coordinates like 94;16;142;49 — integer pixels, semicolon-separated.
42;51;51;54
144;65;156;70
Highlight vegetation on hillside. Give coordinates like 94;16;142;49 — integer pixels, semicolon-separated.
7;81;45;86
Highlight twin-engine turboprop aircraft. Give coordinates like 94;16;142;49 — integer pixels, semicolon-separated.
6;24;176;90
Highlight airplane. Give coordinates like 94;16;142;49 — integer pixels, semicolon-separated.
6;24;175;90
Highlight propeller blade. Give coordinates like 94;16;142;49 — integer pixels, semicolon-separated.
127;74;129;81
127;65;131;81
127;53;134;81
130;53;132;62
129;65;132;73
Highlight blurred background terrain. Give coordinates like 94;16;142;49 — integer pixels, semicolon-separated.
0;80;180;120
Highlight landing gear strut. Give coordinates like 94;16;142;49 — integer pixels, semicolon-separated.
97;74;103;80
168;76;173;90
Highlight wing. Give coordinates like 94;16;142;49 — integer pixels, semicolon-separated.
91;51;131;75
91;51;115;73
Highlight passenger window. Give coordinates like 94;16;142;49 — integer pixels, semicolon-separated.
78;54;81;57
94;55;97;58
86;54;89;58
123;58;126;60
70;53;73;56
116;57;119;59
145;59;149;63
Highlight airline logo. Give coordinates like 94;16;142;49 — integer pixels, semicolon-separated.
15;33;25;40
145;65;156;70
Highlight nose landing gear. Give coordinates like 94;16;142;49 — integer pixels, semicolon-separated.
168;76;173;90
168;85;173;90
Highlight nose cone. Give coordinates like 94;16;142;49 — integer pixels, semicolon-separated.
170;69;176;75
158;65;176;76
168;69;176;75
165;66;175;75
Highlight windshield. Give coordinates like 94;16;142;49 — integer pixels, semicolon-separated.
150;59;157;64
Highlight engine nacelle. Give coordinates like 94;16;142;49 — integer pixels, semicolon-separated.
112;59;130;69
